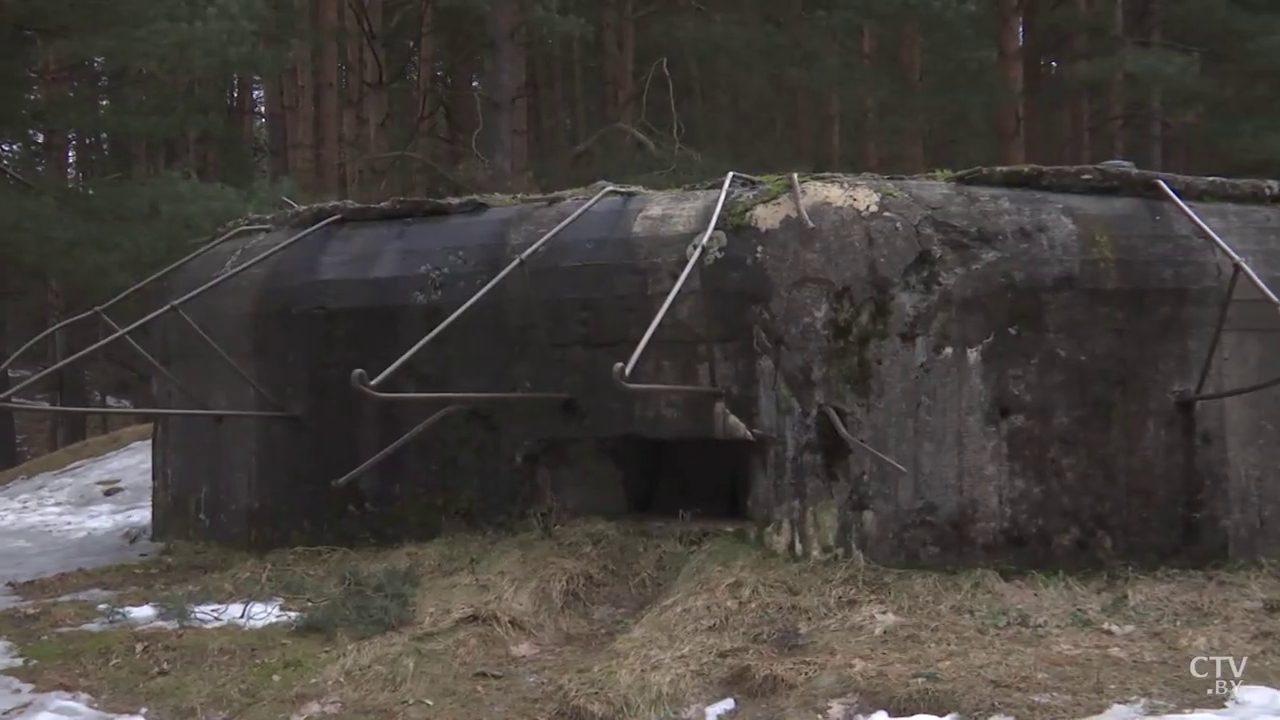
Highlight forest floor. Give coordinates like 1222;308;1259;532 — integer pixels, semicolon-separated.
1;431;1278;720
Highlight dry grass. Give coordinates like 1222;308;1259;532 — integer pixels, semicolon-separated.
2;522;1279;720
0;422;151;487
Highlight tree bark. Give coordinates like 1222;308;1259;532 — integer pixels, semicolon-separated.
861;23;879;172
1069;0;1092;164
290;0;317;192
899;14;925;172
1145;0;1163;171
995;0;1026;165
317;0;342;198
1021;0;1042;163
0;302;17;471
414;0;436;193
820;92;841;171
362;0;388;186
342;0;364;195
488;0;529;184
264;71;289;179
1107;0;1126;159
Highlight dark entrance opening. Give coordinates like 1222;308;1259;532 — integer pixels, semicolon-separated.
611;437;754;519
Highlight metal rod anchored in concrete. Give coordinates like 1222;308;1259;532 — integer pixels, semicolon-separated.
358;185;632;390
94;309;213;410
0;399;291;418
1154;180;1280;309
613;171;759;394
1193;266;1240;396
332;404;474;487
1;215;340;405
820;405;908;474
0;224;270;376
171;305;288;411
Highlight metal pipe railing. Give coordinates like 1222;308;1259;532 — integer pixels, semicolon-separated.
1;216;340;419
0;224;269;375
1156;179;1280;405
350;185;632;398
1155;179;1280;309
331;404;474;487
611;170;758;394
0;400;290;418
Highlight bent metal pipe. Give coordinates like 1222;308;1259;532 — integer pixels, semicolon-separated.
1;217;341;419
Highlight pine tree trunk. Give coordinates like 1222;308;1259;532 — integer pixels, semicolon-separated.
1145;0;1163;171
0;294;17;471
544;38;566;159
264;72;289;179
1070;0;1092;163
571;35;587;144
861;23;879;172
291;0;317;192
414;0;435;193
342;0;364;195
487;0;530;186
47;281;87;450
1021;0;1042;163
820;91;840;171
235;75;256;181
600;0;620;123
617;0;636;124
899;14;925;172
1107;0;1126;159
995;0;1026;165
362;0;388;188
317;0;342;198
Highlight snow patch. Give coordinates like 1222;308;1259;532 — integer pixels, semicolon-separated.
0;640;145;720
70;600;299;632
0;440;157;609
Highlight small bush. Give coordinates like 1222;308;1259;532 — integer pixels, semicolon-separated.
294;563;421;640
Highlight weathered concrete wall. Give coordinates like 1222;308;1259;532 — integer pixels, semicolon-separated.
722;176;1278;568
152;192;764;548
150;170;1280;567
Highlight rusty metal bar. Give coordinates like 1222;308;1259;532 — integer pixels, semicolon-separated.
819;404;908;474
171;306;286;411
0;224;270;376
1154;180;1280;309
1;215;341;404
1177;372;1280;404
1156;180;1280;405
332;404;474;487
1192;266;1240;396
0;399;291;418
350;185;633;400
612;170;756;394
94;309;212;409
349;379;570;403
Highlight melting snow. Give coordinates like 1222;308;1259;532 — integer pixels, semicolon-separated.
0;440;155;718
0;440;157;609
71;599;298;632
0;640;145;719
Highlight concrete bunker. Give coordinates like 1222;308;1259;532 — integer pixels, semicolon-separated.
11;165;1280;570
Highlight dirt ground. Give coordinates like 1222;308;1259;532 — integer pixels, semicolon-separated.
2;518;1278;720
